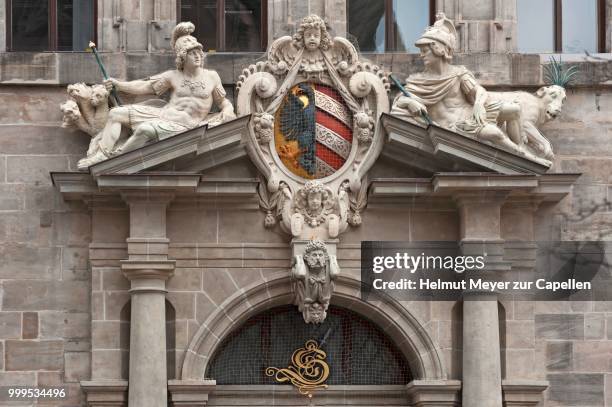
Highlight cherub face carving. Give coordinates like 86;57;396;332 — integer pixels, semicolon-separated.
304;27;322;51
307;191;323;214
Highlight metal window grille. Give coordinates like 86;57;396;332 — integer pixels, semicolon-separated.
206;305;412;385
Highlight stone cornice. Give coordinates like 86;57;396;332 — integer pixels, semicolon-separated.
369;173;579;203
51;172;260;204
433;173;539;191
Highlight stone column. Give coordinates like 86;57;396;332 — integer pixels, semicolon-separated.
121;192;175;407
456;192;510;407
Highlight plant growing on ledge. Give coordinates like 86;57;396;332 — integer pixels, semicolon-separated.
543;56;579;88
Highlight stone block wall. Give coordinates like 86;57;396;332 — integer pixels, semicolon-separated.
0;85;91;405
0;3;610;404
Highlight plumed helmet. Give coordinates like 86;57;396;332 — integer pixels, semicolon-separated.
171;22;203;57
415;12;457;51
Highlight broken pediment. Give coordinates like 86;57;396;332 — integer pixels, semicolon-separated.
71;111;551;183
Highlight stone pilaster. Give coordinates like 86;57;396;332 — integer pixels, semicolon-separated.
456;192;510;407
121;192;176;407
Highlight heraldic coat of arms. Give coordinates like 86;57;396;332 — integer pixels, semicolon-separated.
236;15;390;322
236;14;390;242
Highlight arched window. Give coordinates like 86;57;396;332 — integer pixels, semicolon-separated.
178;0;267;52
7;0;96;51
517;0;605;53
347;0;433;52
206;305;412;385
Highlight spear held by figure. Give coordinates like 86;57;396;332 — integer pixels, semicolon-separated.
88;41;122;106
388;74;432;126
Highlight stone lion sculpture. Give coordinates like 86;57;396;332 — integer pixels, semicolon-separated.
62;83;110;136
488;85;567;161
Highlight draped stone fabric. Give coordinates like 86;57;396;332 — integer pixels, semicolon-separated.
404;65;503;136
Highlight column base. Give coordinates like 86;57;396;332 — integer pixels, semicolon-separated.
81;380;128;407
168;380;217;407
502;380;548;407
405;380;462;406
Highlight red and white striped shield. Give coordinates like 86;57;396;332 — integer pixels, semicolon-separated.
275;83;353;179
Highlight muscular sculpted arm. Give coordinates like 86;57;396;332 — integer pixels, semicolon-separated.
211;72;237;121
218;98;236;120
103;78;157;96
472;85;489;125
461;72;488;125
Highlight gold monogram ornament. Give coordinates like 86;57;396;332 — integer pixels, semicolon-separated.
266;340;330;397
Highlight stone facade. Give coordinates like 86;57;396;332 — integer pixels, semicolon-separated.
0;1;611;407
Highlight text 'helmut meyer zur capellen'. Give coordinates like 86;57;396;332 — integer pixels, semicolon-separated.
372;278;592;292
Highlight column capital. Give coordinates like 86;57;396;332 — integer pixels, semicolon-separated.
121;260;175;292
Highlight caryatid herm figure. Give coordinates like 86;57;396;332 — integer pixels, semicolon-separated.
391;13;546;163
77;22;236;169
292;240;340;324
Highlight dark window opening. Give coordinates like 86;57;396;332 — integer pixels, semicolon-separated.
347;0;433;52
517;0;605;53
206;305;412;385
8;0;96;51
178;0;266;52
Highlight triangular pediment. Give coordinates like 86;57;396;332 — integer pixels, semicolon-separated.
380;114;550;175
88;115;251;177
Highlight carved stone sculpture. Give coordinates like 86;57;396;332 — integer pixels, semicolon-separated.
240;14;390;241
292;240;340;323
70;22;236;170
240;14;390;321
278;180;349;239
390;13;553;166
488;85;567;161
61;83;110;136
